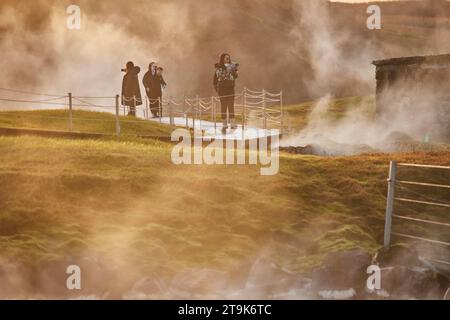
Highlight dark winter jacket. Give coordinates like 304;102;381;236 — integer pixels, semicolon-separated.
121;66;142;106
213;63;238;95
143;72;166;98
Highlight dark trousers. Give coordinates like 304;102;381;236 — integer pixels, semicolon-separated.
219;94;235;120
149;96;161;117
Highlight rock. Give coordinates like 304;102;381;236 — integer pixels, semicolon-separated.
123;273;168;299
310;249;372;298
235;257;312;299
380;266;442;299
375;244;425;268
169;268;229;298
245;257;296;288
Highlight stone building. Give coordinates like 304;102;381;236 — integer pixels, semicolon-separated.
373;54;450;141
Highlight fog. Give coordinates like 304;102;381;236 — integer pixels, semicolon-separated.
1;0;449;105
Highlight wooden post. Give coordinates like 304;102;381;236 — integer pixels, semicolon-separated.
280;90;283;136
145;97;149;120
198;96;202;131
169;96;173;126
242;89;247;139
262;89;267;130
68;92;73;132
192;96;197;130
115;95;121;136
210;97;214;123
213;97;217;133
185;96;188;128
159;97;162;124
384;161;397;247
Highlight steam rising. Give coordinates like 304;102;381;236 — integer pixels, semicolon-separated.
1;0;449;103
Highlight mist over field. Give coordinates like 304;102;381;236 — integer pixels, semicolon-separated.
0;0;449;300
1;0;450;103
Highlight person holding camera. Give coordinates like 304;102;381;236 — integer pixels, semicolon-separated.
121;61;142;117
213;53;239;133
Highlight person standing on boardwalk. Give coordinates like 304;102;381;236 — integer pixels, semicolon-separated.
143;63;166;117
213;53;239;133
121;61;142;116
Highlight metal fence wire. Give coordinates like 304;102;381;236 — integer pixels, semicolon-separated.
384;161;450;267
0;87;284;136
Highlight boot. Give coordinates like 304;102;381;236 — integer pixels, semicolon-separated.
230;118;237;129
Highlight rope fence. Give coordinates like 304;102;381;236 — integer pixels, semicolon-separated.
0;87;284;137
384;161;450;268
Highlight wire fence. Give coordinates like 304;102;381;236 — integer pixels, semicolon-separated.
384;161;450;268
0;87;283;137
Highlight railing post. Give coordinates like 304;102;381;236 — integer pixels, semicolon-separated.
198;95;202;131
145;97;149;120
384;160;397;247
242;89;247;139
115;94;121;136
159;97;162;123
280;90;283;136
185;96;188;128
68;92;73;132
210;97;214;123
213;97;217;133
192;96;197;130
262;89;267;130
169;97;173;126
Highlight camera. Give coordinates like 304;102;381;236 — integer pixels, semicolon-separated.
121;68;127;72
226;62;239;72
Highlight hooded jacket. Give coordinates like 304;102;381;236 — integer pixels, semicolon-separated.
121;66;142;106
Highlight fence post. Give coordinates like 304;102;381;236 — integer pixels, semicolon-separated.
192;96;197;130
198;95;202;131
185;96;188;128
262;89;267;130
115;94;121;136
242;89;247;139
213;97;217;133
122;96;126;116
384;160;397;247
145;97;149;120
169;96;173;126
159;97;162;123
132;95;136;117
68;92;73;132
210;97;214;123
280;90;283;136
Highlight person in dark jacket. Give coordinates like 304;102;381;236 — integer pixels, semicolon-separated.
214;53;239;133
121;61;142;117
143;62;157;95
143;64;166;117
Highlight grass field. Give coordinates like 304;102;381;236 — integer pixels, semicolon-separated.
0;109;175;137
0;127;448;298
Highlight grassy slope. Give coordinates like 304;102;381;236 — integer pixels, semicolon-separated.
283;96;376;133
0;132;449;297
0;110;175;136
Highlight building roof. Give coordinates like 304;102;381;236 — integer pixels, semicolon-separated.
372;53;450;67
